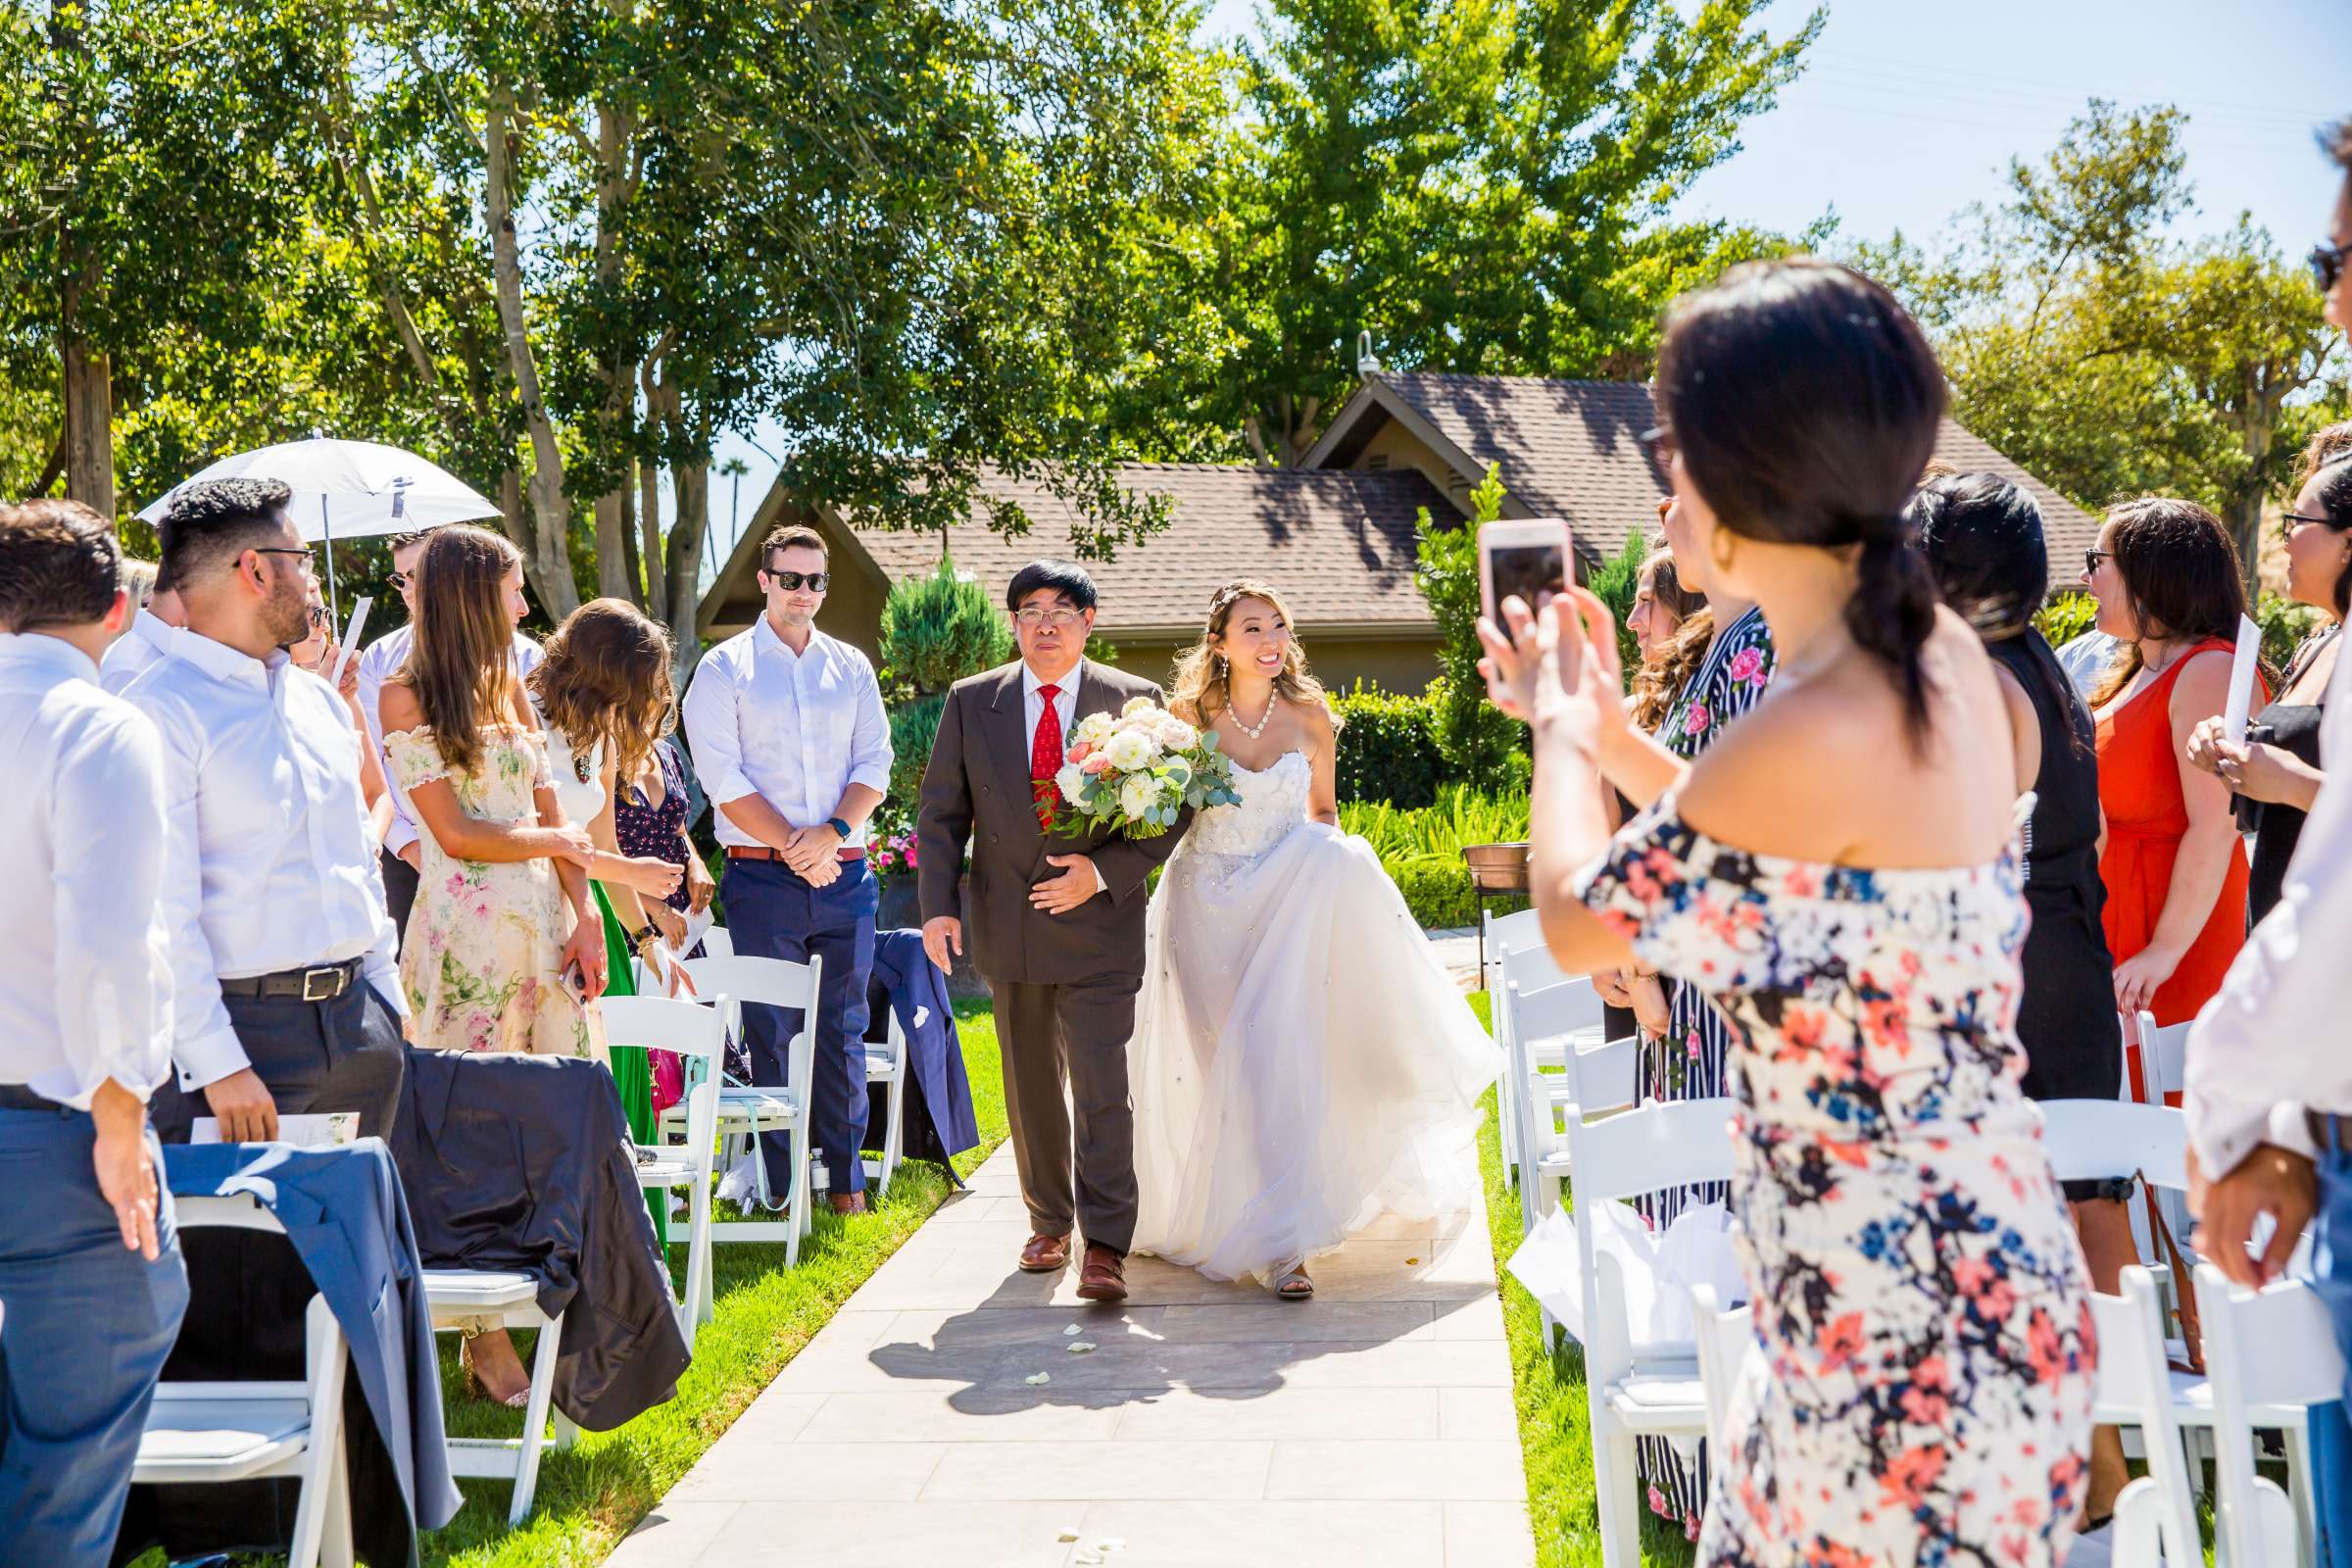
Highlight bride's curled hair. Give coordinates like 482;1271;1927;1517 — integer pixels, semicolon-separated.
1168;579;1341;731
1656;258;1945;743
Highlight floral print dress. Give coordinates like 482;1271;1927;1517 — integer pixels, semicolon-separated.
1577;802;2095;1568
384;721;607;1061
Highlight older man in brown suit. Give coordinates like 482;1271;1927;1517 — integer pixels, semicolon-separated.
917;561;1191;1300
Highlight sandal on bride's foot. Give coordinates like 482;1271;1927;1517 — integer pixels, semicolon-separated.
1276;1265;1314;1300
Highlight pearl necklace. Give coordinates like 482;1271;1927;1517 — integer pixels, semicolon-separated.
1228;687;1278;739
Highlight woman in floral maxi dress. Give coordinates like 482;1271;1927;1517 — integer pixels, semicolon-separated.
1485;260;2093;1566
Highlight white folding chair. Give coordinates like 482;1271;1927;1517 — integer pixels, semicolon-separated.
1490;918;1562;1184
2128;1008;2191;1105
604;994;724;1348
1564;1096;1739;1568
1506;976;1636;1232
1688;1283;1750;1459
136;1194;353;1568
699;923;734;958
2199;1263;2346;1568
2090;1265;2205;1567
862;992;922;1199
422;1270;573;1527
669;953;824;1264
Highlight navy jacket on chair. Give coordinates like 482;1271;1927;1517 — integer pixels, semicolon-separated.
869;927;981;1177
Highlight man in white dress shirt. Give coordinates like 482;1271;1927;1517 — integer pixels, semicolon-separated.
122;477;409;1146
97;547;186;694
681;524;892;1213
2185;116;2352;1548
354;528;544;937
0;499;187;1568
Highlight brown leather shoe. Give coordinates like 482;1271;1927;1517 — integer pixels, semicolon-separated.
829;1192;868;1215
1018;1233;1071;1273
1075;1244;1128;1301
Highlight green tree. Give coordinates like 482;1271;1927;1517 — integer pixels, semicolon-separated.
880;561;1015;698
1414;463;1524;789
1858;102;2347;591
1130;0;1821;466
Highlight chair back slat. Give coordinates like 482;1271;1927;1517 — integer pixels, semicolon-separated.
2086;1267;2203;1564
2036;1100;2188;1193
1499;940;1569;1001
681;954;815;1010
1562;1097;1738;1207
1565;1035;1640;1118
1508;976;1603;1045
1690;1284;1751;1453
2200;1262;2348;1566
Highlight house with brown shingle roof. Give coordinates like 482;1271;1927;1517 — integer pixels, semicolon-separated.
700;371;2102;693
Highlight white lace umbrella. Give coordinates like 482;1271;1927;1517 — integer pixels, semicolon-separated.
136;438;500;615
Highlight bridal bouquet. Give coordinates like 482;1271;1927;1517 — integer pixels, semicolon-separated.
1048;696;1241;839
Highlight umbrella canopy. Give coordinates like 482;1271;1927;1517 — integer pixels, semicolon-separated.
136;438;501;615
136;438;498;537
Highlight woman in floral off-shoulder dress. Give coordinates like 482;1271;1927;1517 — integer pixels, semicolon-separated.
1483;259;2093;1567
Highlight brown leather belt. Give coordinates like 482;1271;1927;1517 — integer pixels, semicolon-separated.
726;844;866;863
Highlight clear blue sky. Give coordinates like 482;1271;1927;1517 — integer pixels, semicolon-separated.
704;0;2349;575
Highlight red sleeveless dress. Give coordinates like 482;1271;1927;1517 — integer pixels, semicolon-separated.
2094;637;2253;1045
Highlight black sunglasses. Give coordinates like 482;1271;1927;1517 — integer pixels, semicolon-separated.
763;568;829;592
2083;547;2112;575
389;569;413;593
2314;239;2348;297
305;604;330;627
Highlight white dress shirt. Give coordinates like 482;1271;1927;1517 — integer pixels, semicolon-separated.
123;628;407;1091
98;606;175;695
680;618;892;849
2185;641;2352;1175
0;633;175;1108
358;623;543;857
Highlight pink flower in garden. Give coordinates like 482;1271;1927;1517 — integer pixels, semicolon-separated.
902;838;918;866
1683;703;1711;737
1728;647;1766;685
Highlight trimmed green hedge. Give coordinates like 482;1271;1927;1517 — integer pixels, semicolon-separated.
1331;681;1446;807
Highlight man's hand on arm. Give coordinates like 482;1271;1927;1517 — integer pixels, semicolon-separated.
89;1079;162;1261
202;1066;279;1144
2190;1141;2318;1289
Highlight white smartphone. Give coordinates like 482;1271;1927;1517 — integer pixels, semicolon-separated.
1479;517;1574;625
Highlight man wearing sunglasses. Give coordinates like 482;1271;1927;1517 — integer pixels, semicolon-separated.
681;523;892;1215
354;527;542;936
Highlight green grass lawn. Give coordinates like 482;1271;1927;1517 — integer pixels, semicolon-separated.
413;997;1007;1567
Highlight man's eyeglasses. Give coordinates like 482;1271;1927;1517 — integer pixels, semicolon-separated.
763;569;829;593
2083;548;2112;576
252;546;316;576
1014;607;1086;630
2313;239;2347;297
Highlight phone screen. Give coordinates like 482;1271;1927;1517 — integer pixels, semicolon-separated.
1485;542;1567;620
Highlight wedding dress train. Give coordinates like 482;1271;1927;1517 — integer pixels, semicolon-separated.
1129;750;1500;1288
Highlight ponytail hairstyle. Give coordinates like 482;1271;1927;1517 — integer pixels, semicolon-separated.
1654;258;1947;745
397;523;527;778
1907;471;2047;640
2085;497;2252;709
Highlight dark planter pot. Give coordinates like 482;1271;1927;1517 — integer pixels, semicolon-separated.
876;869;992;1002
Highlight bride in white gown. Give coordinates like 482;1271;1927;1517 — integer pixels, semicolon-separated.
1130;581;1500;1298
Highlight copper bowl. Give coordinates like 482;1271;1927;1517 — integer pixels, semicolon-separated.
1461;841;1531;893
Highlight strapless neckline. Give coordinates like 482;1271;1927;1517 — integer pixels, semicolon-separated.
1226;748;1307;778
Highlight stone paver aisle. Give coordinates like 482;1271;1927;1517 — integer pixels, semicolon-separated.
605;1143;1535;1568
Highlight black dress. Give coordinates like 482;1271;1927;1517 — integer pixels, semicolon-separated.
1989;632;2120;1171
2242;627;2334;926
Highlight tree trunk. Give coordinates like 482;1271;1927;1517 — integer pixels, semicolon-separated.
616;461;643;606
666;456;710;688
59;257;114;518
591;91;636;603
485;83;579;619
639;448;667;625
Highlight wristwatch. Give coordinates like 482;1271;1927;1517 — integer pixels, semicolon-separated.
825;816;853;841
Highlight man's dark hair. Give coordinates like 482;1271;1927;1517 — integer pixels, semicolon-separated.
0;499;122;634
161;477;295;588
387;529;429;556
760;523;827;570
1908;471;2047;639
2322;117;2352;174
1005;560;1098;613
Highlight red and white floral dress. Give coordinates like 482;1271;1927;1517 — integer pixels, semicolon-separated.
1577;802;2096;1567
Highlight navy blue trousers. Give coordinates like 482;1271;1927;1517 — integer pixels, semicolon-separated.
0;1107;188;1568
722;856;876;1197
2306;1133;2352;1567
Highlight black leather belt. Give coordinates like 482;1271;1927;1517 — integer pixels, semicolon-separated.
2308;1110;2352;1154
0;1083;62;1112
217;956;361;1003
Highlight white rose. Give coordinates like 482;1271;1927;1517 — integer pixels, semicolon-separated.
1122;695;1158;718
1055;762;1086;805
1104;727;1155;770
1074;711;1116;747
1155;716;1198;752
1118;774;1157;820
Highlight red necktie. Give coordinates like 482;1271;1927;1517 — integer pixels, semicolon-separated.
1031;684;1063;831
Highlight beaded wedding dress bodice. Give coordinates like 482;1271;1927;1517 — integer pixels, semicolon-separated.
1182;749;1311;861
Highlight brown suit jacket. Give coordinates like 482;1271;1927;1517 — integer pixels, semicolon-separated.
916;660;1192;985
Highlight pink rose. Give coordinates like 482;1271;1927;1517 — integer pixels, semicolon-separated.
1067;740;1093;762
1727;647;1766;684
1683;703;1711;737
1080;753;1113;775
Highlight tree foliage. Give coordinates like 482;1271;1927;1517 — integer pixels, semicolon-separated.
1414;463;1526;789
1856;101;2348;590
879;560;1014;698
